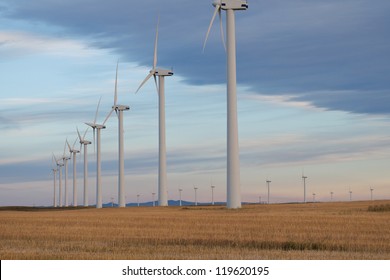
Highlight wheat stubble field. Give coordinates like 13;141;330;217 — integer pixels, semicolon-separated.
1;200;389;260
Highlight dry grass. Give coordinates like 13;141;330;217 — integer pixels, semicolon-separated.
1;201;390;260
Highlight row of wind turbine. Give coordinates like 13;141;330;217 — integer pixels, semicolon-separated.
52;61;129;209
50;0;249;209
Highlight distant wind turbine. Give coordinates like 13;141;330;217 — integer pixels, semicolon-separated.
77;127;91;207
330;191;334;201
266;179;271;204
85;97;112;208
203;0;248;209
370;187;374;201
105;62;130;208
67;138;80;207
53;154;64;207
62;140;71;207
135;16;173;207
349;188;352;201
178;188;183;206
51;155;58;208
211;185;216;205
302;173;308;203
312;193;316;203
194;186;198;206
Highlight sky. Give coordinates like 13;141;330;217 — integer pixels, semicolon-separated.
0;0;389;206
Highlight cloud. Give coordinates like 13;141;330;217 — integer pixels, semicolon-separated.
1;0;390;115
0;31;105;59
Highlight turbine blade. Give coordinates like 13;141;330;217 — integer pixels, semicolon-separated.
203;4;220;52
94;96;102;125
153;15;160;69
135;72;153;94
77;127;82;141
83;127;89;140
114;61;118;106
52;153;57;166
63;139;67;156
103;108;115;126
85;122;95;128
218;8;226;52
72;137;78;149
153;74;159;95
53;153;59;165
66;139;72;152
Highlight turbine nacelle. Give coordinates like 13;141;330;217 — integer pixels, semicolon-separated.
113;105;130;111
95;124;106;130
81;140;92;145
213;0;248;10
85;122;106;130
154;68;174;77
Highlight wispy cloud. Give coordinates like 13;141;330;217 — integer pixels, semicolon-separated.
0;31;105;58
3;0;389;115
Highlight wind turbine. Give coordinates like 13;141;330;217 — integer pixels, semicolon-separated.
266;179;271;204
135;17;173;207
62;140;71;207
203;0;248;209
349;188;352;201
51;155;58;208
53;154;64;207
194;186;198;206
178;188;183;206
152;192;156;207
302;173;308;203
77;127;91;207
67;138;80;207
105;62;130;208
312;193;316;203
330;191;334;201
211;185;216;205
370;187;374;201
85;97;111;209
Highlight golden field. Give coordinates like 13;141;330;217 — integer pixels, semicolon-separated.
1;200;390;260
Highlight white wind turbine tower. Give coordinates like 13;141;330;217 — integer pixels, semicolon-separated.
136;17;173;207
105;62;130;208
77;127;91;207
51;155;58;208
152;192;156;207
67;139;80;207
266;179;271;204
178;188;183;206
62;141;71;207
370;187;374;201
53;154;64;207
203;0;248;209
194;186;198;206
211;185;216;205
302;173;308;203
85;97;112;208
